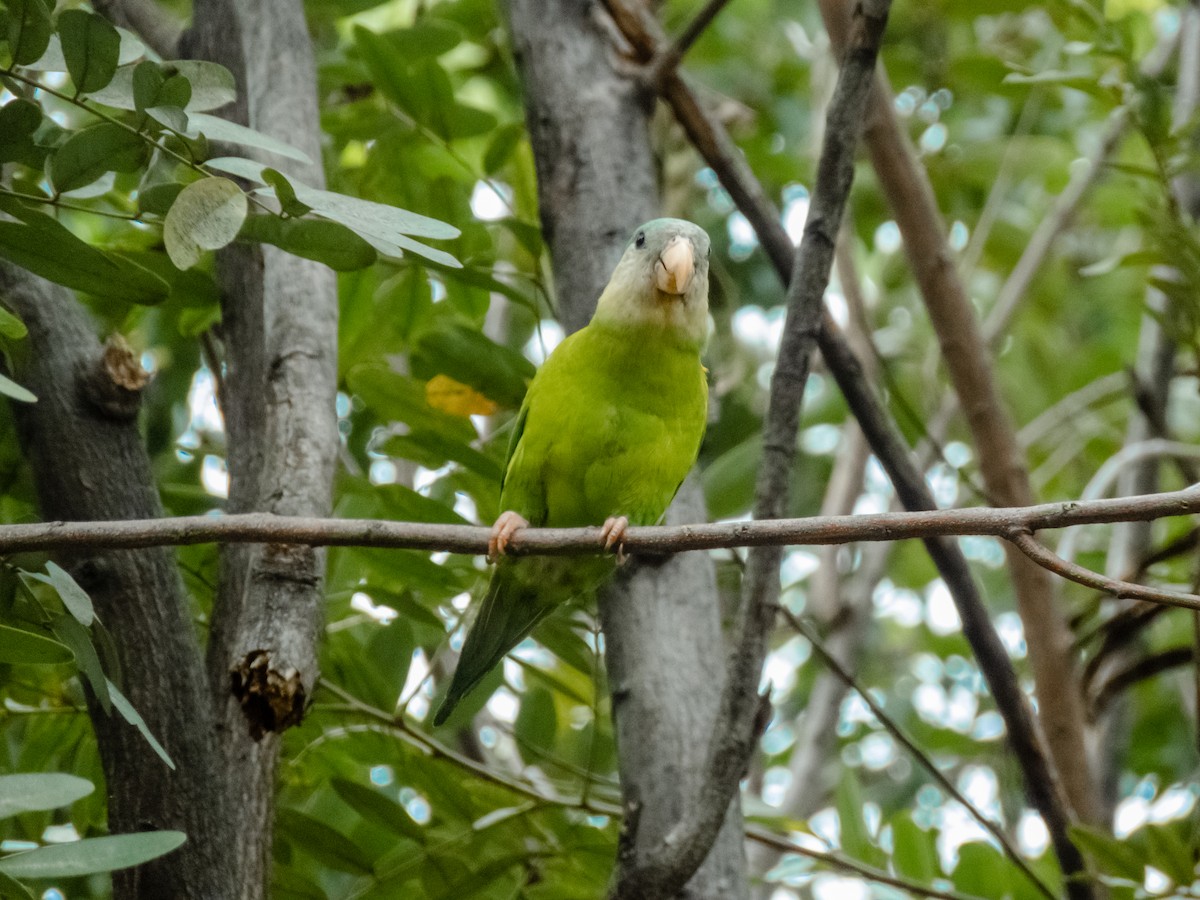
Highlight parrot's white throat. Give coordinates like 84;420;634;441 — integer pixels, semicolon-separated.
592;230;711;349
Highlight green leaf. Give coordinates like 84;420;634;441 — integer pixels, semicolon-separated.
952;842;1010;898
20;26;143;71
145;105;188;134
288;180;458;241
889;814;939;883
6;0;53;66
0;773;93;818
0;869;34;900
136;181;185;217
164;177;249;269
89;60;234;112
0;218;167;303
186;111;312;164
276;808;376;874
42;561;94;625
57;9;120;94
49;122;147;193
0;372;36;403
107;680;175;770
1140;822;1194;887
835;770;885;868
49;614;111;713
0;832;186;879
204;156;269;183
0;99;43;166
412;320;534;409
483;123;524;175
380;20;462;58
239;215;376;271
262;168;311;217
1067;825;1144;883
0;624;71;664
331;778;426;842
0;304;27;339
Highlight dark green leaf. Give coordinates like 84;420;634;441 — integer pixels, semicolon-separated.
49;122;146;193
0;99;43;166
90;59;233;112
6;0;53;66
0;624;71;664
57;9;120;94
381;20;462;58
0;832;186;878
276;808;376;874
331;778;426;842
412;319;534;409
239;215;376;271
136;181;185;217
0;773;93;818
483;123;524;175
262;168;311;217
0;869;34;900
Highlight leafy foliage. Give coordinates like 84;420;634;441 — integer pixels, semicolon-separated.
3;0;1200;898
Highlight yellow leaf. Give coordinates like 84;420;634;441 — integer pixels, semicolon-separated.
425;374;498;418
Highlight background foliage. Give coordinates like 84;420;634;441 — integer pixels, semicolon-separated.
2;0;1200;897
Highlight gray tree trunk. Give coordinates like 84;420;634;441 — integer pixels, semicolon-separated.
182;0;339;894
505;2;748;896
1;266;237;899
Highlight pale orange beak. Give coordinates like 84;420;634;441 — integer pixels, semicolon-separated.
654;235;695;296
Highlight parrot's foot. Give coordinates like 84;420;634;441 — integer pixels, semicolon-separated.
601;516;630;564
488;510;529;562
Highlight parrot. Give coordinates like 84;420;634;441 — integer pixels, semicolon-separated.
433;218;711;726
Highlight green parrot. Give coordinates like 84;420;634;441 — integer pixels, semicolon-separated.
433;218;711;726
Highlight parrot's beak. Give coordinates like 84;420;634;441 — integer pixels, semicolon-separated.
655;235;695;297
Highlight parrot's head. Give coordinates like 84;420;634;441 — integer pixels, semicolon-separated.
593;218;711;347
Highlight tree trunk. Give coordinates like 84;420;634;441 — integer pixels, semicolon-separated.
2;266;236;899
505;1;748;895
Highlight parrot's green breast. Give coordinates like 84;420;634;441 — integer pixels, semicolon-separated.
501;319;708;530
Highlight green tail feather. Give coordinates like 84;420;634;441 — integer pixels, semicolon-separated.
434;565;551;726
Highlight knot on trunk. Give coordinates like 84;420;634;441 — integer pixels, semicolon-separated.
230;650;306;740
79;335;150;421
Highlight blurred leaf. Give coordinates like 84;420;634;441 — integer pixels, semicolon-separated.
49;122;146;193
107;680;175;770
483;123;524;176
164;176;248;269
186;111;312;164
0;870;33;900
889;813;939;883
425;374;498;417
413;320;534;409
331;778;427;842
0;372;36;403
0;304;27;339
6;0;53;66
0;624;71;664
276;808;376;875
0;831;186;878
57;9;120;93
239;215;376;271
835;769;886;869
90;59;235;112
0;773;93;818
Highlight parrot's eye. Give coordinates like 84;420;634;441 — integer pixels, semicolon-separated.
635;231;646;249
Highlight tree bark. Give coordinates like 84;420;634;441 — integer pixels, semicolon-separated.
505;1;748;895
182;0;338;893
1;265;235;899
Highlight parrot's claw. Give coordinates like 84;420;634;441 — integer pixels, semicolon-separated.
488;511;529;563
601;516;630;564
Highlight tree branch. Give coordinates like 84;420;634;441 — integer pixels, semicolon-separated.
0;485;1196;557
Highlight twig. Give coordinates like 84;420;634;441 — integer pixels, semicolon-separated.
1;486;1198;556
781;609;1056;900
1009;530;1200;611
1088;646;1194;715
644;0;733;87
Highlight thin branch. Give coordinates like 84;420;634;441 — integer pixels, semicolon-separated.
781;609;1056;900
611;3;892;896
1010;530;1200;610
1;485;1197;556
644;0;732;87
1088;646;1194;715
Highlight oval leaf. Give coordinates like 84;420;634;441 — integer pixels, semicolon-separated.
49;122;146;193
0;625;70;664
7;0;54;66
57;9;120;94
238;215;376;271
0;774;93;818
164;177;248;269
0;832;186;879
89;60;234;112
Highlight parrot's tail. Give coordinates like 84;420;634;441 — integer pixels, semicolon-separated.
433;566;550;726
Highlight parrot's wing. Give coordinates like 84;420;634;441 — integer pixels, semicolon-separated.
433;562;552;725
499;396;529;495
